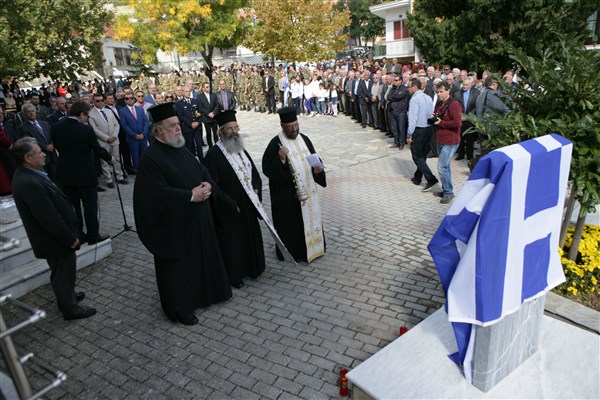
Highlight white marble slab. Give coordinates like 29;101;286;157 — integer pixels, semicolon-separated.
347;308;600;399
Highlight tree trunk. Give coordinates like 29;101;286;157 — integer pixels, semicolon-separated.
199;44;214;68
270;54;275;68
567;211;587;261
559;186;577;248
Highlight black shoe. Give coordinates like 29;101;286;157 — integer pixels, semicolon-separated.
176;312;199;325
76;292;85;302
118;179;129;185
422;180;438;192
97;186;106;192
455;154;465;160
410;177;421;186
87;233;110;245
361;124;367;128
106;182;115;189
232;281;245;289
433;191;444;198
440;194;455;204
467;155;474;160
63;306;96;321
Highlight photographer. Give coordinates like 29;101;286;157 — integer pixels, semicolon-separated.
432;81;463;204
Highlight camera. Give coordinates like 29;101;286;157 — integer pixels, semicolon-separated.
427;113;440;125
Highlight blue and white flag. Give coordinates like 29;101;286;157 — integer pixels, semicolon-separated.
428;134;572;383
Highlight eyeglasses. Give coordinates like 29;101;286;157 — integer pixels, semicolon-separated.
94;99;103;103
136;94;144;98
125;96;134;100
165;96;173;99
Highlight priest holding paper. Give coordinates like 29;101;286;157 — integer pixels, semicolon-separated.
262;107;326;263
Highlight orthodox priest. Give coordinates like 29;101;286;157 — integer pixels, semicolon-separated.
133;103;232;326
262;107;326;263
204;110;265;289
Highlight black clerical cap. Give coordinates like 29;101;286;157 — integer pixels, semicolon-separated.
147;103;177;123
277;107;297;123
214;110;237;127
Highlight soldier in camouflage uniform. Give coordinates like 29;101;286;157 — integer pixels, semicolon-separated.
234;71;247;110
250;70;265;112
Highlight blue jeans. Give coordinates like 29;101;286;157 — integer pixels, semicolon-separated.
437;143;459;195
317;100;325;114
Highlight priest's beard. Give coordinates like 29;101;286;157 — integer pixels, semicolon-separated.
221;134;245;154
165;133;185;148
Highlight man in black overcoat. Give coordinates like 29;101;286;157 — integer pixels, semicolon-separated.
11;137;96;320
134;103;232;326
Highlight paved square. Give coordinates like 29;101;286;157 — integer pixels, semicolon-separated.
3;110;472;399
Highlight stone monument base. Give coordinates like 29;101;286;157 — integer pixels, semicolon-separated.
347;307;599;399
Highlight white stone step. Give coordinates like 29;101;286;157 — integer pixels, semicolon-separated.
0;237;36;274
0;219;27;239
0;239;112;299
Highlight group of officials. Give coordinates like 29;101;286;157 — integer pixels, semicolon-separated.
11;98;326;325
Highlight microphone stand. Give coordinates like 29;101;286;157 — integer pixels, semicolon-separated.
110;162;136;239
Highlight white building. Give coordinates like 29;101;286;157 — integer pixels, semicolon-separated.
369;0;418;62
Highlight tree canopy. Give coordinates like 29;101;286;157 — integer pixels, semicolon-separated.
469;34;600;215
406;0;598;71
335;0;384;47
115;0;250;68
0;0;113;80
244;0;350;62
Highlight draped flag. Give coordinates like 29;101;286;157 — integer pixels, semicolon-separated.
428;134;572;383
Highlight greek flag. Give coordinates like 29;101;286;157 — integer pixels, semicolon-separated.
428;134;572;382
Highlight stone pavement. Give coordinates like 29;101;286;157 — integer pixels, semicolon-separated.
2;110;472;399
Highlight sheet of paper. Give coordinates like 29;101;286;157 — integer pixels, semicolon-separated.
305;153;324;170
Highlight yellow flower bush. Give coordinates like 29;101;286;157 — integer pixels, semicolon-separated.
557;225;600;296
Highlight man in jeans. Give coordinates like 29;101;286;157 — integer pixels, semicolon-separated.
406;78;437;191
432;81;462;204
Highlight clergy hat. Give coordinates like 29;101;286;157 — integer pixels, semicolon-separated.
277;107;297;123
214;110;237;127
147;103;177;123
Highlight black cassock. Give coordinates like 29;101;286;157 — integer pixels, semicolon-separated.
133;141;232;321
262;133;326;262
204;146;265;285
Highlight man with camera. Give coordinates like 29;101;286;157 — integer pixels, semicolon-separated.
406;78;437;192
431;81;463;204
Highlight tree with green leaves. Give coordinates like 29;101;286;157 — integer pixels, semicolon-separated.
0;0;113;80
335;0;384;47
406;0;598;72
244;0;350;63
115;0;250;68
468;34;600;261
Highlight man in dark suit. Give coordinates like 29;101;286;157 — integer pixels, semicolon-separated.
143;83;157;106
197;82;219;147
104;93;133;176
215;79;236;113
174;86;204;158
261;69;276;114
17;103;58;180
356;70;371;128
11;137;96;320
118;92;149;173
454;77;480;160
52;102;114;244
49;96;68;126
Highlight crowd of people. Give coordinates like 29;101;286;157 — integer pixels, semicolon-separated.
1;56;513;323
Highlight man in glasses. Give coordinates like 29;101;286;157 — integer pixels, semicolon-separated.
387;73;410;149
88;93;127;188
119;93;149;174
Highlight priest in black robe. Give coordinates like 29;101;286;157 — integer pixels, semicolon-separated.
133;103;232;325
204;110;265;289
262;107;326;263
